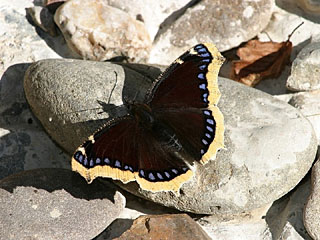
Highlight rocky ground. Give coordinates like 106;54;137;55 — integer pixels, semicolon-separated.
1;0;320;239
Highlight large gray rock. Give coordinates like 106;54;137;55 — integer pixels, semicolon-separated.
149;0;274;64
24;59;317;215
0;168;125;240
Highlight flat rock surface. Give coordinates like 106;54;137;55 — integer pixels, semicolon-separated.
0;168;125;240
24;59;318;215
304;157;320;240
287;90;320;144
149;0;274;64
115;214;211;240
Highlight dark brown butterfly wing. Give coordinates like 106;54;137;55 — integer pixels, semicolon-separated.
72;43;224;193
149;43;225;164
72;116;193;192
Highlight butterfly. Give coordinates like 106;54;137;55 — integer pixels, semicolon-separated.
72;43;225;193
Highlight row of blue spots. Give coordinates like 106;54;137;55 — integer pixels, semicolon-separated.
139;167;187;182
200;110;216;156
74;151;134;172
194;44;212;105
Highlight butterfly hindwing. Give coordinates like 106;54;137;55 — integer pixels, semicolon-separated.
72;115;193;192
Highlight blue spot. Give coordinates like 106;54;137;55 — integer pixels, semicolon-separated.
207;125;213;132
96;158;101;164
128;166;134;172
199;64;207;70
157;172;163;180
124;165;129;170
202;59;210;63
198;73;205;80
195;44;204;49
171;169;178;175
200;53;210;58
205;133;211;139
115;160;121;168
202;139;208;145
139;170;145;177
201;149;205;155
164;171;170;178
182;167;188;172
104;158;110;165
197;47;207;53
207;119;214;125
78;154;83;163
203;93;208;102
89;159;94;167
148;172;155;180
203;110;210;115
84;157;88;166
199;83;206;90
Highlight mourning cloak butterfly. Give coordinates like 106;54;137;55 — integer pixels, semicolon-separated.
72;43;225;193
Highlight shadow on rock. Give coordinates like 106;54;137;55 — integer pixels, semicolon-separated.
0;168;119;202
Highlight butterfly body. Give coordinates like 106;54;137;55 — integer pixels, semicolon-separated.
72;43;225;193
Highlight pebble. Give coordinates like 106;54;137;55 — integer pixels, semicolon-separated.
287;40;320;91
24;59;317;215
105;0;190;41
26;6;57;36
114;214;211;240
54;0;152;62
256;6;320;95
287;90;320;144
304;157;320;240
149;0;274;64
0;168;125;239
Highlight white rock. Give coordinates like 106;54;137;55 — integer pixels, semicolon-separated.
54;0;152;62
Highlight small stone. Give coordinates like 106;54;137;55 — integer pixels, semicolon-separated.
24;59;318;215
267;176;312;239
287;90;320;144
287;40;320;91
105;0;190;41
149;0;274;64
54;0;152;62
115;214;211;240
256;6;320;95
304;157;320;240
0;168;125;240
26;6;57;36
276;0;320;24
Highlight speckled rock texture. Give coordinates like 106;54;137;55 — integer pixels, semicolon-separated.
115;214;211;240
149;0;274;64
286;40;320;91
0;168;125;240
24;59;317;215
54;0;152;62
304;157;320;240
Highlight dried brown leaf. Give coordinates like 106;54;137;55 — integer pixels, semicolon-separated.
231;39;292;87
